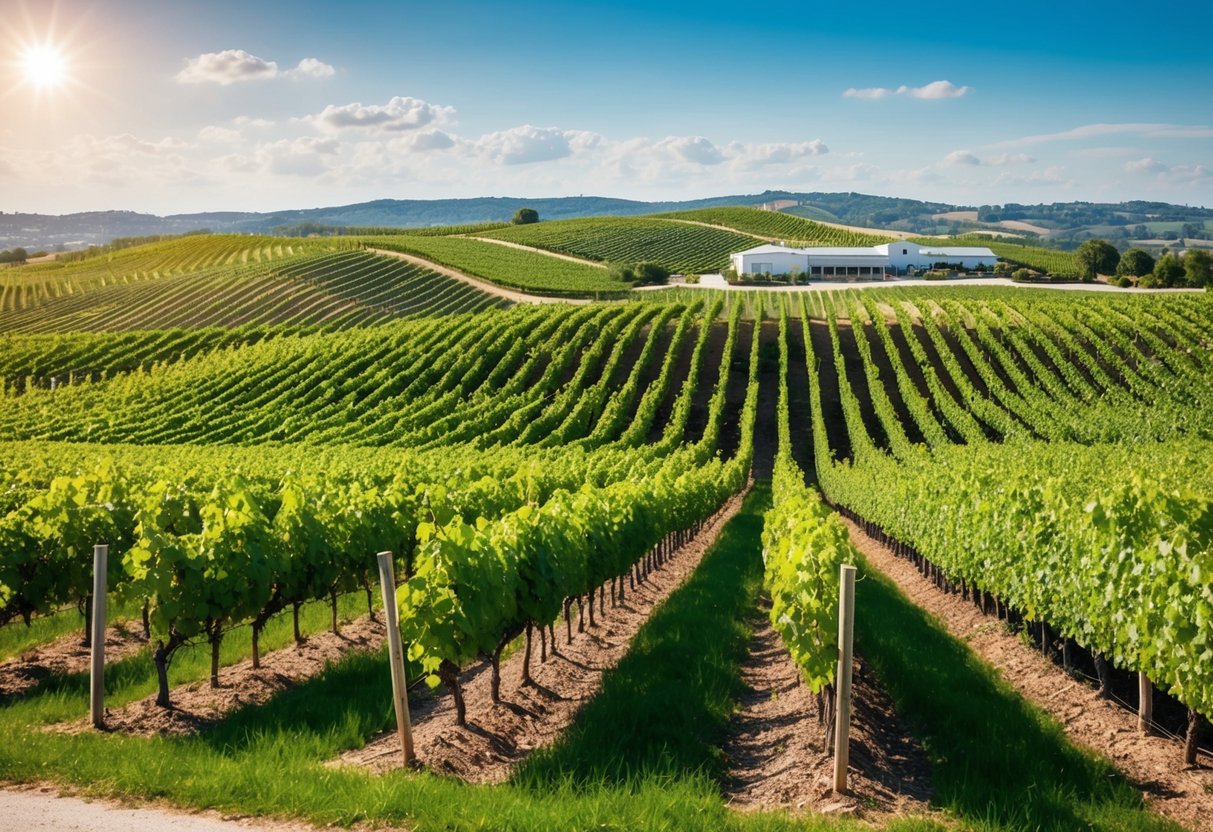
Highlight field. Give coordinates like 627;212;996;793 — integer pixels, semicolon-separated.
0;225;1210;832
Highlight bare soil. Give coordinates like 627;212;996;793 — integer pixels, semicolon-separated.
723;600;936;822
844;517;1213;832
53;616;386;736
335;488;749;783
0;622;148;700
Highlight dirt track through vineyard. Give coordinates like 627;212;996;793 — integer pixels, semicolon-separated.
722;598;936;821
336;487;750;782
845;517;1213;832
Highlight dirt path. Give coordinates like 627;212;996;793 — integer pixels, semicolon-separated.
336;487;750;783
0;784;315;832
658;218;765;239
0;623;148;700
723;599;935;821
466;236;610;268
365;248;588;305
53;616;387;736
843;517;1213;832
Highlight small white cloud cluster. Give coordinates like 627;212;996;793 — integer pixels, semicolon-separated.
176;49;335;85
1124;157;1209;183
307;96;455;133
943;150;1034;167
844;80;971;100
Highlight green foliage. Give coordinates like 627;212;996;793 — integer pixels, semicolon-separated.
0;249;506;332
1184;249;1212;288
1116;247;1155;278
650;206;892;247
368;235;630;297
511;207;540;225
480;216;758;273
1147;252;1186;288
1076;238;1120;281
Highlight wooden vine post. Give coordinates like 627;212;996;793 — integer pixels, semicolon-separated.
1138;672;1153;734
90;543;108;730
833;563;857;793
376;551;415;764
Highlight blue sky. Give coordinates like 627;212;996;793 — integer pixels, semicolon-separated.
2;0;1210;214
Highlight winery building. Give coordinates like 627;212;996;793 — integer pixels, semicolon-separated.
729;241;997;279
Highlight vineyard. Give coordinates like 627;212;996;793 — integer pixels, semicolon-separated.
477;216;761;273
652;206;893;247
0;232;1211;832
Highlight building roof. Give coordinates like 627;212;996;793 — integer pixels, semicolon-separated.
734;243;797;256
918;247;997;257
800;247;887;257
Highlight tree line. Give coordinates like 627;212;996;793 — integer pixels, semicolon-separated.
1076;239;1211;288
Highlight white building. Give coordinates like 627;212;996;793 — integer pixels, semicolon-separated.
730;240;997;279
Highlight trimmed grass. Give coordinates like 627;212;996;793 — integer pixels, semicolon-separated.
853;554;1184;832
0;486;933;832
515;486;770;788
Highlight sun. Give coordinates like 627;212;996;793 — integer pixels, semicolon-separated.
21;44;69;89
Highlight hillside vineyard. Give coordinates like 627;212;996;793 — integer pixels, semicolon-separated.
0;226;1209;831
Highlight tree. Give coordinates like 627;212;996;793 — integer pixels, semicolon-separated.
511;208;539;225
1075;239;1119;282
1149;252;1185;288
1184;249;1212;288
633;262;670;285
1116;248;1155;278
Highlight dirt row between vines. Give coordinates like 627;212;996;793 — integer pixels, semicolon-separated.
843;517;1213;832
0;622;149;700
53;615;387;736
722;598;936;821
336;486;750;783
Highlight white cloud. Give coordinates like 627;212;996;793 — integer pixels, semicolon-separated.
176;50;335;85
1123;157;1211;184
905;80;971;99
260;137;340;176
1124;157;1167;175
233;116;274;128
844;80;971;100
944;150;1034;167
176;50;279;85
994;122;1213;148
843;86;895;100
474;125;585;165
307;96;455;133
727;140;828;166
406;130;457;152
943;150;982;167
655;135;724;165
198;126;241;144
289;58;335;79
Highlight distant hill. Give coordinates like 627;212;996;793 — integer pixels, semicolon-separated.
3;190;1211;252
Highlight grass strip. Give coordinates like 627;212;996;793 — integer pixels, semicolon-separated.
0;484;948;831
853;554;1184;832
514;485;770;788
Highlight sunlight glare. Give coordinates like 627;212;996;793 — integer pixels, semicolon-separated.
22;44;69;89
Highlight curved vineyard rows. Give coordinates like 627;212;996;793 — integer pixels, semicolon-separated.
478;216;759;273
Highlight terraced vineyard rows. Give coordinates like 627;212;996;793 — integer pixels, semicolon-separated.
0;239;1210;832
652;206;893;247
0;235;355;311
369;235;630;297
0;250;507;332
478;216;759;273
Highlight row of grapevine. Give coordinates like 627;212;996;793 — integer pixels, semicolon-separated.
478;217;758;273
367;236;630;297
651;207;892;248
0;250;506;333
